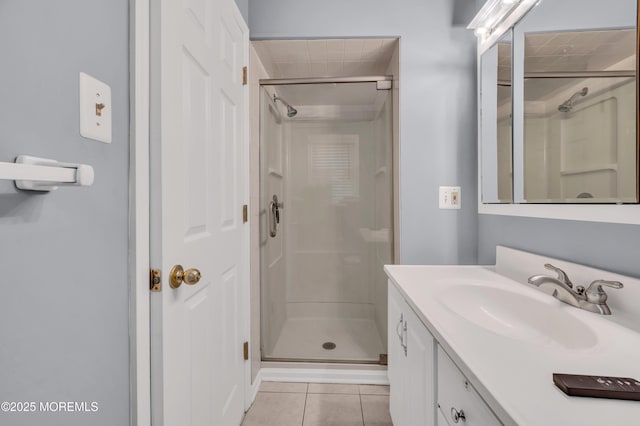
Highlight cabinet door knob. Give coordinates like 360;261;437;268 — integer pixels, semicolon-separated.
451;407;466;423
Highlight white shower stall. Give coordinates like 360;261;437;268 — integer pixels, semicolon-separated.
259;79;393;363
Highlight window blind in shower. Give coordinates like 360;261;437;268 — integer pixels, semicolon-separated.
307;134;360;202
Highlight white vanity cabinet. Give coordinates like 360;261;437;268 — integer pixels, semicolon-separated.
388;283;436;426
385;257;640;425
437;347;502;426
387;282;406;424
388;281;501;426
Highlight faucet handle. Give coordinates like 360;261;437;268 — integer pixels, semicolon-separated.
585;280;624;304
544;263;574;288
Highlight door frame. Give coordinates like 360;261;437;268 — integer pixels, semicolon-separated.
129;1;252;425
129;0;151;425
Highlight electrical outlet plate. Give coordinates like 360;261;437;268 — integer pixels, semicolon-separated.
79;72;112;143
439;186;461;209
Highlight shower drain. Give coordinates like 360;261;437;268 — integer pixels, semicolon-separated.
322;342;336;350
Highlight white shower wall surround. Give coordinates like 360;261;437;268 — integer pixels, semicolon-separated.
261;87;287;358
261;84;393;362
286;122;375;307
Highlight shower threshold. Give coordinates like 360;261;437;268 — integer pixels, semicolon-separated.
262;357;382;364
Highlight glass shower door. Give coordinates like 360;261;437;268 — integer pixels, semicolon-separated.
260;80;393;363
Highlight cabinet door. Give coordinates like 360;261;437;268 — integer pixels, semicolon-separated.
388;283;407;425
437;346;502;426
405;304;436;426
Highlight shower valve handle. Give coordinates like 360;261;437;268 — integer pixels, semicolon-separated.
269;194;283;237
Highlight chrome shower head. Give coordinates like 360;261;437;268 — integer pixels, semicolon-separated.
286;105;298;118
273;95;298;117
558;87;589;112
558;103;572;113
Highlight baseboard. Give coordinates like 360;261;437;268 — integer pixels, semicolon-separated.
259;367;389;385
248;369;263;408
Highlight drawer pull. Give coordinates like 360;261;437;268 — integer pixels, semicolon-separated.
396;314;407;356
451;407;466;423
396;314;404;342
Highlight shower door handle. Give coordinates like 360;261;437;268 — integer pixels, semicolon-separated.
269;194;283;238
269;201;277;237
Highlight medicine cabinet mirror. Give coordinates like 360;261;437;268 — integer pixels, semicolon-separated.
481;31;513;203
479;0;639;205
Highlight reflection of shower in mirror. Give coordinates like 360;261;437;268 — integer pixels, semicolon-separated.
558;87;589;112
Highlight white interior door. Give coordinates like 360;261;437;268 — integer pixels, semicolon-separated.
150;0;249;425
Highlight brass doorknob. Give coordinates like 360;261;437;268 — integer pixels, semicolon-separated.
184;268;201;285
169;265;202;288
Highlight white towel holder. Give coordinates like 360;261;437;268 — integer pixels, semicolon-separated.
0;155;95;191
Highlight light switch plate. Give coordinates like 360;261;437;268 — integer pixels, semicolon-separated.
439;186;461;209
79;72;112;143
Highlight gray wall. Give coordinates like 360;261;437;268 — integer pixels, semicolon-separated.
248;0;479;264
235;0;249;23
0;2;130;426
478;216;640;278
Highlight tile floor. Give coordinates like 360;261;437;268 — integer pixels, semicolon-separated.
241;382;392;426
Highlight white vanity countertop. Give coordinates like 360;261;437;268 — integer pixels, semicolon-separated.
385;264;640;426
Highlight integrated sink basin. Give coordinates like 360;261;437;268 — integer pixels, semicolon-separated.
438;284;598;349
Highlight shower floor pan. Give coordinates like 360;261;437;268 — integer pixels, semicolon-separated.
265;317;385;363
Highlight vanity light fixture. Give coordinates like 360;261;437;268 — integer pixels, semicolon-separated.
468;0;525;39
475;27;490;37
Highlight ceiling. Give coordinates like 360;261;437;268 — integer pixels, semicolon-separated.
495;29;636;105
524;29;636;74
252;38;398;79
254;38;398;120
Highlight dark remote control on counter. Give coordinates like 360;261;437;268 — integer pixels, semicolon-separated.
553;373;640;401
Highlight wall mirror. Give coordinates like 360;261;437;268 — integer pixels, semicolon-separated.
479;0;639;205
480;31;513;203
522;28;637;203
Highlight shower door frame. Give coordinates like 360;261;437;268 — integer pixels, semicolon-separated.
257;75;398;364
259;75;393;86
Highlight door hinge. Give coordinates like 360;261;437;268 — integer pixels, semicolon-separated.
243;341;249;361
150;269;161;292
242;204;248;223
242;66;248;85
379;353;388;365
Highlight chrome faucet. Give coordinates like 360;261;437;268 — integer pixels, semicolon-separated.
542;263;574;288
528;263;623;315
